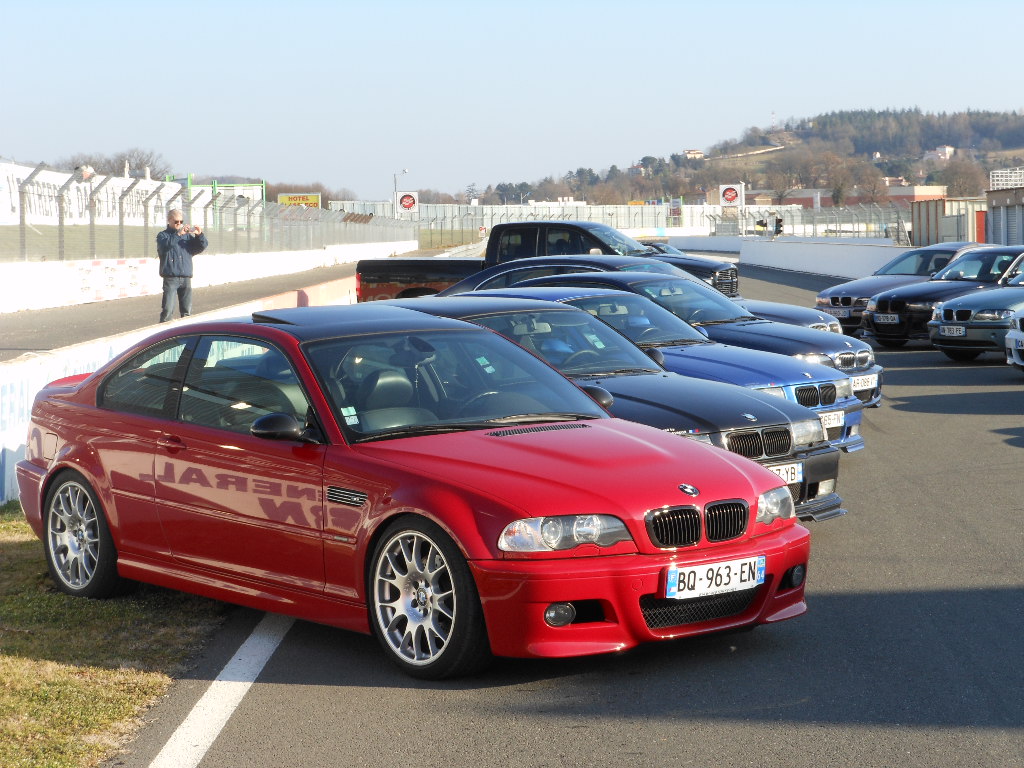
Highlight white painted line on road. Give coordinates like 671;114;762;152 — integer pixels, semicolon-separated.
148;613;295;768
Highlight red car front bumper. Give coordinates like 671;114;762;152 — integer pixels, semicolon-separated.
471;524;809;659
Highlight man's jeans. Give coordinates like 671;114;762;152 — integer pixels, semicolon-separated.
160;276;192;323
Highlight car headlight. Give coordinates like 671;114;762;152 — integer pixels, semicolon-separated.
908;301;938;312
931;306;943;321
756;486;795;525
828;320;842;333
756;386;786;399
973;309;1015;322
795;352;835;368
498;514;633;552
791;417;826;448
834;377;853;398
815;296;831;308
672;430;714;444
866;299;878;311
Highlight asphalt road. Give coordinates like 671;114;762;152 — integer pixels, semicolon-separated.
0;262;360;363
20;262;1023;768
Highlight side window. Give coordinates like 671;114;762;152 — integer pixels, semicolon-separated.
496;228;538;262
99;338;192;418
478;266;560;290
545;228;598;255
178;336;309;434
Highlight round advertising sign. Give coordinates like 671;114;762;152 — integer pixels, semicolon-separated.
399;193;417;210
722;187;739;203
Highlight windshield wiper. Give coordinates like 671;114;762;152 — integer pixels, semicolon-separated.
573;368;658;377
639;339;706;347
484;412;598;424
354;423;489;441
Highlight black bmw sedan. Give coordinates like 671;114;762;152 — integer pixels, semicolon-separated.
391;295;846;521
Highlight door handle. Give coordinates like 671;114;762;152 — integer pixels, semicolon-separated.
157;435;186;451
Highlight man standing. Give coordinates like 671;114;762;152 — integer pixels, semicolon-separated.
156;208;208;323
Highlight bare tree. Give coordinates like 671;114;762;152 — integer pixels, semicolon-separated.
938;157;987;197
821;152;853;206
853;161;889;204
764;159;799;205
266;181;356;204
109;147;171;179
56;148;171;178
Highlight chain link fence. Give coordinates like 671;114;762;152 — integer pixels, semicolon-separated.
333;202;676;249
1;162;417;263
333;199;913;248
717;203;912;244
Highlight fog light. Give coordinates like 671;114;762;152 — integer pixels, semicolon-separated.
849;424;860;437
784;564;806;589
544;602;576;627
818;479;836;495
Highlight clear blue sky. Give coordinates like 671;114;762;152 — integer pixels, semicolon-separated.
2;0;1018;200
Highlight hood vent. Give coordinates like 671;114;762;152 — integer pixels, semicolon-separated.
487;422;591;438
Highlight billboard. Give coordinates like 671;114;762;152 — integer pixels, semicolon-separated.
397;191;418;214
278;193;321;208
719;184;744;207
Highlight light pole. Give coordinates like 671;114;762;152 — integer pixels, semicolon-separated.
393;168;408;218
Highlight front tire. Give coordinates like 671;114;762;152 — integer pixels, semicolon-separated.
368;517;491;679
43;472;125;598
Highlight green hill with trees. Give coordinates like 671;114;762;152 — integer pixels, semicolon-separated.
453;108;1024;207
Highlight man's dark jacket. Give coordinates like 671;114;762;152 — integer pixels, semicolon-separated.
156;227;209;278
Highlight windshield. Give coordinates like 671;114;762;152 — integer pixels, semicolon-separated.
469;309;659;376
618;261;685;275
586;222;655;256
564;294;710;345
932;250;1022;283
877;247;961;276
644;242;686;256
632;277;751;325
305;328;606;439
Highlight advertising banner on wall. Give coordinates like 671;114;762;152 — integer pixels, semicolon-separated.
278;193;322;208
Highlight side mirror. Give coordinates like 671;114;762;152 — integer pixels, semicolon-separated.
645;347;666;366
251;412;307;441
579;385;614;409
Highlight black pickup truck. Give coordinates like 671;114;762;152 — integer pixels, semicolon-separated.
355;220;738;301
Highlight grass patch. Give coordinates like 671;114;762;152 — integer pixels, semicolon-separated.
418;228;485;250
0;499;227;768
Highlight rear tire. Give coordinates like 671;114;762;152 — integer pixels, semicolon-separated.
368;517;491;679
43;472;125;598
